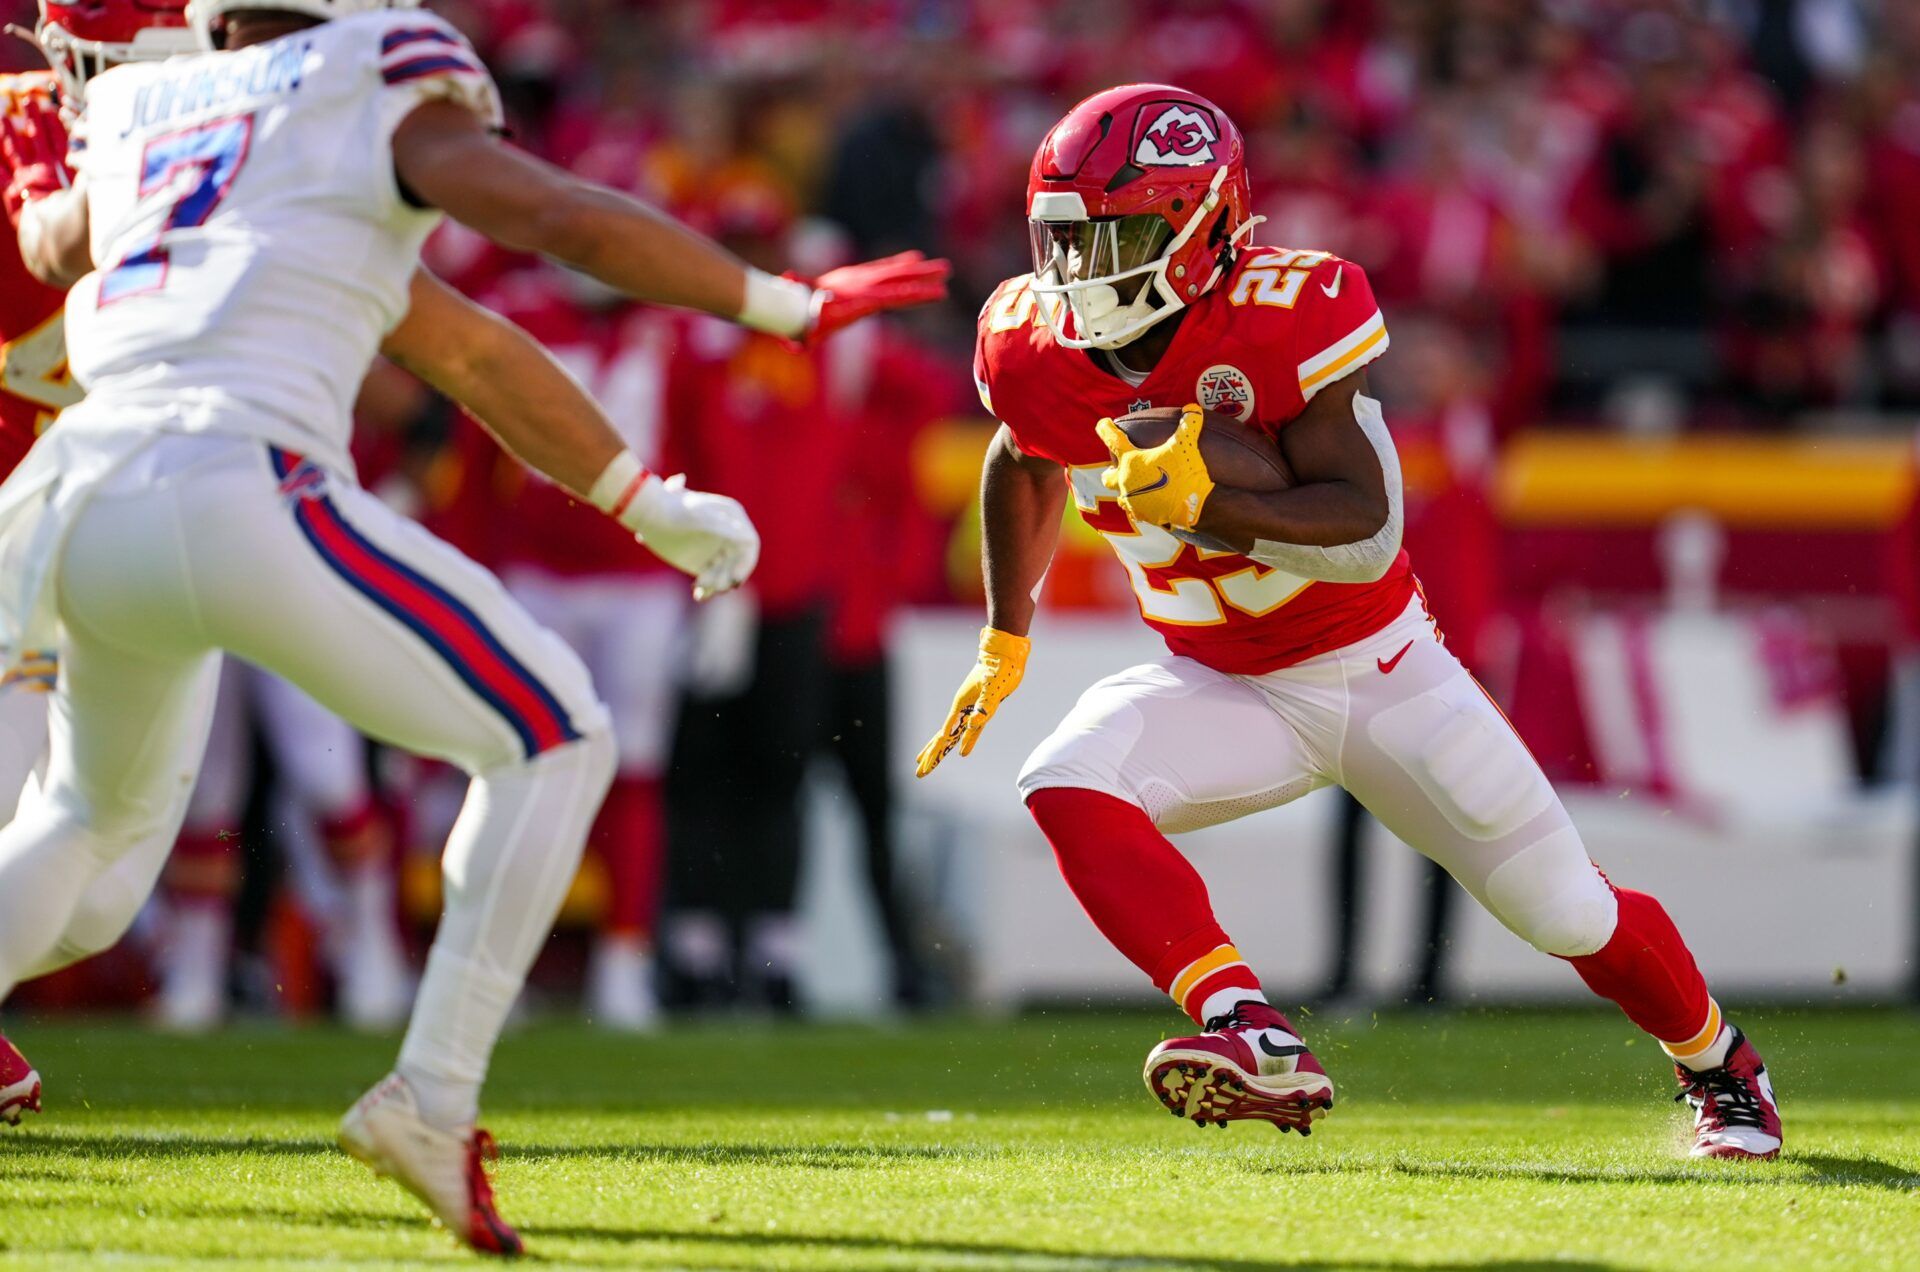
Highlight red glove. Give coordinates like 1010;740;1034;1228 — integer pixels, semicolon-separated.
798;250;950;346
1;90;72;228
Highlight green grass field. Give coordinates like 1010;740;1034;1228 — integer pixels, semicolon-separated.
1;1007;1916;1270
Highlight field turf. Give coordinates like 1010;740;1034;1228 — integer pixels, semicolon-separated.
0;1007;1916;1270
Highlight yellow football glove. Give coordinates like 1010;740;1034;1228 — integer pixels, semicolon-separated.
1095;403;1215;532
914;626;1031;777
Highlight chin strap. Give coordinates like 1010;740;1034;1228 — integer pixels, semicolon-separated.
1202;213;1265;295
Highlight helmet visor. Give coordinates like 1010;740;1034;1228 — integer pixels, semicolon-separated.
1029;213;1174;301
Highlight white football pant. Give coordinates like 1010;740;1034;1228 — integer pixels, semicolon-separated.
0;433;613;1119
1019;597;1620;960
0;656;379;978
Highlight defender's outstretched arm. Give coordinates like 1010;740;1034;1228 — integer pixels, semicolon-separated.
390;101;948;344
14;182;86;287
382;270;757;600
381;270;622;498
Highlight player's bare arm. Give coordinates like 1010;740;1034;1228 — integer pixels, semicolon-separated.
381;270;623;498
981;425;1068;639
1196;371;1398;563
389;100;948;344
382;270;755;601
913;424;1062;776
15;179;87;289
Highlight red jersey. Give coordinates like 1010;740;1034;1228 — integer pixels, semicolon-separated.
0;71;79;479
480;271;672;578
662;317;845;619
974;247;1413;675
823;323;961;664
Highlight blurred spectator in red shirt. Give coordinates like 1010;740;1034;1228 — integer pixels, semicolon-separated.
1727;112;1883;416
657;174;846;1012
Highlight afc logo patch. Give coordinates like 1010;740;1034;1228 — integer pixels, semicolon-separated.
1134;104;1218;167
1196;364;1255;421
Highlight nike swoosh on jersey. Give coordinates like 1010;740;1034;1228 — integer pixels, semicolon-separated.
1321;267;1343;299
1377;640;1413;674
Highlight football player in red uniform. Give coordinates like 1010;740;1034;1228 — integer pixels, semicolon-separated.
918;85;1781;1159
0;0;195;1128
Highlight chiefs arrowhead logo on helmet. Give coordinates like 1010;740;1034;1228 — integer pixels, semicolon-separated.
1026;84;1253;350
1134;104;1218;167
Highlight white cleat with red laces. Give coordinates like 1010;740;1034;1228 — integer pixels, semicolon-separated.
0;1033;41;1126
339;1073;524;1256
1675;1026;1782;1160
1144;1001;1334;1133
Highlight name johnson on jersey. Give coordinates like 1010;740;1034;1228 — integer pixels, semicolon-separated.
120;35;310;134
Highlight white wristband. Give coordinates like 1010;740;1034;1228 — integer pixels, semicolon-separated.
589;451;654;532
737;268;814;339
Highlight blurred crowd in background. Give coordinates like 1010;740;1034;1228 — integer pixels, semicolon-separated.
9;0;1920;1026
414;0;1920;433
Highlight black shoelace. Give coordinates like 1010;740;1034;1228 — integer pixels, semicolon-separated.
1675;1066;1768;1130
1203;1005;1253;1033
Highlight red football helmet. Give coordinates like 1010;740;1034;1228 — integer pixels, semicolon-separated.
1027;84;1257;350
36;0;194;102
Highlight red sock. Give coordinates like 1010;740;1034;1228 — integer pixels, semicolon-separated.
1563;885;1718;1053
1026;787;1263;1024
592;776;664;941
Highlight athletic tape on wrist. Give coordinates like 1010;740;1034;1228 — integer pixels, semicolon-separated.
737;268;814;339
589;451;653;531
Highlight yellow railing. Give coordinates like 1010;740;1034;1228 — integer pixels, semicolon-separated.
1495;434;1917;530
919;420;1920;533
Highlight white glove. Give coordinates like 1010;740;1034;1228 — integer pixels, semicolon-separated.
628;474;760;602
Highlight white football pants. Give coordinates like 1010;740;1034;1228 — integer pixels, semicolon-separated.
0;673;203;977
1018;597;1620;960
0;656;375;977
0;434;613;1102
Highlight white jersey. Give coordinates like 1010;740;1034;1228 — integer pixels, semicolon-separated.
61;10;500;471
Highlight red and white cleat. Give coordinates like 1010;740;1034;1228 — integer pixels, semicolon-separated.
1144;1001;1333;1134
0;1033;41;1126
1675;1026;1782;1160
339;1074;524;1256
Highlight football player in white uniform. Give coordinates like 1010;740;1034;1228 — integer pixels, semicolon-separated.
0;0;947;1252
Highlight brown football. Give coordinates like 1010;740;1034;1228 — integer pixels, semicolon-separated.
1112;406;1292;552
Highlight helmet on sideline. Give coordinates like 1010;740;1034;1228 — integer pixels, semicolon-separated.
1026;83;1256;350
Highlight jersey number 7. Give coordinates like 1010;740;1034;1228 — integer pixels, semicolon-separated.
100;113;255;305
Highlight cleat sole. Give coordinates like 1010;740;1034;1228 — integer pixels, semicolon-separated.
1144;1053;1333;1134
1692;1143;1782;1161
0;1075;41;1127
